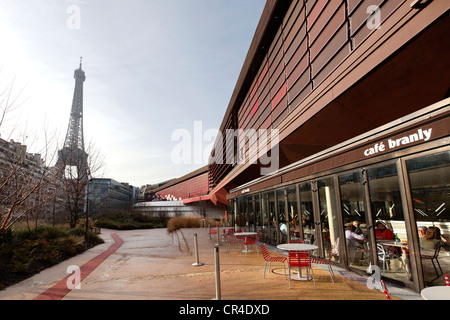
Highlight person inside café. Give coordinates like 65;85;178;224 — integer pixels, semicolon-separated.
418;226;428;238
345;224;365;264
375;221;395;240
353;220;363;235
420;226;450;251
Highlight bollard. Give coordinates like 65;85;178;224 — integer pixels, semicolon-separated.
214;246;221;300
208;224;211;240
216;225;221;246
192;234;204;266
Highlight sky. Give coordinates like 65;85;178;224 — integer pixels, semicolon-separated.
0;0;266;188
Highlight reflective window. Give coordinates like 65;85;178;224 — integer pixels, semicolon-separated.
277;189;287;244
268;191;277;245
287;186;300;241
339;171;369;271
261;193;270;242
407;151;450;286
227;199;235;227
299;182;314;244
367;163;411;284
317;177;339;261
254;194;261;237
248;196;254;231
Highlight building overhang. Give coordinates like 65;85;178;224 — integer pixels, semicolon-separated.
209;2;450;206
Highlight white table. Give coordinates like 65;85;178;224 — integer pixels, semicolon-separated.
377;240;410;274
421;286;450;300
234;232;257;253
221;227;235;240
277;243;318;281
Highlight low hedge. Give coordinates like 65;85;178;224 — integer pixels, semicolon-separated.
95;212;167;230
0;226;104;290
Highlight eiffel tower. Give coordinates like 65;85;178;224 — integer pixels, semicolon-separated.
56;58;88;177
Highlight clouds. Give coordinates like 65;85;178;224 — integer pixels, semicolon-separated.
0;0;265;187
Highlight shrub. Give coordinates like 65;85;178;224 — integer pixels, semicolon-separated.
0;225;104;290
95;212;167;230
167;215;208;233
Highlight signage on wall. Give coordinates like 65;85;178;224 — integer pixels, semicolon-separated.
364;128;433;157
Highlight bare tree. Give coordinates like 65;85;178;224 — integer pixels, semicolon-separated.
0;76;64;235
57;140;105;229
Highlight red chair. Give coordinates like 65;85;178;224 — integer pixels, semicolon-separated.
242;234;258;255
288;251;316;289
420;242;443;278
208;227;217;239
381;280;391;300
259;243;287;279
445;274;449;286
311;245;335;284
225;234;243;253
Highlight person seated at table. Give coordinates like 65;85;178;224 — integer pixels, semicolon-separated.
375;221;394;240
346;224;365;264
353;220;363;235
418;226;427;238
280;223;287;235
420;226;450;251
302;216;312;229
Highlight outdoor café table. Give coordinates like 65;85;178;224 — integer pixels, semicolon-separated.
222;227;235;240
377;240;411;274
276;243;318;281
421;286;450;300
234;232;257;253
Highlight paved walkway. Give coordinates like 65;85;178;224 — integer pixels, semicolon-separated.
0;228;421;301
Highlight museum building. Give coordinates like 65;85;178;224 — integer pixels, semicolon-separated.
207;0;450;292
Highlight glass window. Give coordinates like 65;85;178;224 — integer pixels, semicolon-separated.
236;197;246;230
268;191;277;245
299;182;314;244
254;194;261;237
287;186;300;241
367;163;411;284
317;177;339;262
277;189;287;244
247;196;254;231
227;199;234;227
261;193;270;242
339;171;369;271
407;151;450;286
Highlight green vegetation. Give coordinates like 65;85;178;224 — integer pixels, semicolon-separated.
0;225;104;290
95;212;167;230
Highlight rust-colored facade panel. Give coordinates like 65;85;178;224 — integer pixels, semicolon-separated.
313;43;351;85
208;0;449;195
309;3;346;61
307;0;329;28
286;37;309;79
308;1;342;44
284;16;308;64
350;0;405;48
158;172;209;201
311;25;350;81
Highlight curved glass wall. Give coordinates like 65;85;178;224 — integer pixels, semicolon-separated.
406;151;450;287
229;147;449;291
317;177;340;262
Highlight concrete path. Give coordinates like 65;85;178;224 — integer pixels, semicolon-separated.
0;228;421;301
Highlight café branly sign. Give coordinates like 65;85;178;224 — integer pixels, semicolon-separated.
364;128;433;157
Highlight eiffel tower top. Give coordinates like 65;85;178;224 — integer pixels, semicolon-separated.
74;56;86;82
